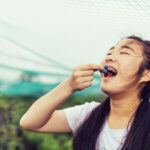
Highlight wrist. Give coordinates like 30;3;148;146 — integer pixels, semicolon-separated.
61;78;74;94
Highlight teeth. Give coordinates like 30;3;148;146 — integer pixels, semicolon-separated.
107;68;117;75
108;68;117;73
100;65;118;77
108;70;116;76
108;69;116;73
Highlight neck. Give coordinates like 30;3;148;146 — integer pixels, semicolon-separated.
108;92;141;120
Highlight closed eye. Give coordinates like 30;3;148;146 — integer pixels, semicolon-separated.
106;53;111;55
120;52;129;55
106;51;129;55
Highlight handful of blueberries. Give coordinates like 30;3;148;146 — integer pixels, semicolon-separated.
99;65;109;77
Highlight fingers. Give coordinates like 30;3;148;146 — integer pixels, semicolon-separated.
70;64;103;92
75;64;103;71
81;76;94;83
78;70;94;77
80;81;93;89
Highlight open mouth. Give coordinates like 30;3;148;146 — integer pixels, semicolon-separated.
105;67;117;77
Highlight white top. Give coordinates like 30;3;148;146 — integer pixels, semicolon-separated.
64;101;130;150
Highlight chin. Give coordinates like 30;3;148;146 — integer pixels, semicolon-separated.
100;85;113;96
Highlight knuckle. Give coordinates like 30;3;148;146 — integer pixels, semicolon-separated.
74;65;81;71
88;64;93;68
73;67;78;72
73;72;79;78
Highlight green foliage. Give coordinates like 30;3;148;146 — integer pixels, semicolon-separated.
0;93;106;150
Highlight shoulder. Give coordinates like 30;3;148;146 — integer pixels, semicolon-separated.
63;101;101;121
64;101;100;115
63;101;101;135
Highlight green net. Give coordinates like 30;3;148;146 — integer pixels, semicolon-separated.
0;0;150;98
0;31;101;98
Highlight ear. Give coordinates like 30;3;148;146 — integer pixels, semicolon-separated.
139;70;150;84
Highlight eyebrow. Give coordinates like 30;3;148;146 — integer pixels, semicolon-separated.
108;45;135;53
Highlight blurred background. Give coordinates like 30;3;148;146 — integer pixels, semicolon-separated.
0;0;150;149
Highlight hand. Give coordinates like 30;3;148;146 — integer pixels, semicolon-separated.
67;64;103;92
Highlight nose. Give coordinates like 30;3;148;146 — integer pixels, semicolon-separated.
106;57;115;62
105;54;116;62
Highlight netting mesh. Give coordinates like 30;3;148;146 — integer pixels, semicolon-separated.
0;0;150;98
66;0;150;35
0;29;100;98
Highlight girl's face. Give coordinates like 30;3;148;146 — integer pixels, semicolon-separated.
100;38;144;96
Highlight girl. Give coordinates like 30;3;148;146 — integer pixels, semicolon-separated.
19;35;150;150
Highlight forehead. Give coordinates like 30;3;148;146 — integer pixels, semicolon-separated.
114;38;143;53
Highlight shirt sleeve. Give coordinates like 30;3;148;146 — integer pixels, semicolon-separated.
63;101;100;136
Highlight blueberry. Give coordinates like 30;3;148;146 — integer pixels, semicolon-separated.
99;70;104;73
104;65;108;70
99;65;109;75
100;70;106;73
103;70;107;74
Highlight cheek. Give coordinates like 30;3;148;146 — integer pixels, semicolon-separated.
120;61;140;79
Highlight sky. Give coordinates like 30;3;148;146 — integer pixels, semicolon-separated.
0;0;150;83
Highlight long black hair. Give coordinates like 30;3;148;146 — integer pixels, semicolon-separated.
73;36;150;150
